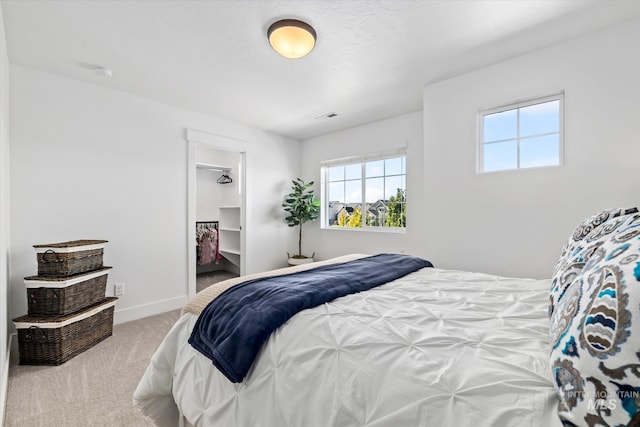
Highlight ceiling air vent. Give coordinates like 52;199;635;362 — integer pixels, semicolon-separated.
315;112;338;120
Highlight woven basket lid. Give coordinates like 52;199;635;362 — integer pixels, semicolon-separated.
13;297;118;325
24;266;112;283
33;239;108;249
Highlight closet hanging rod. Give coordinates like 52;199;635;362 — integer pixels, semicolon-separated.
196;221;219;230
196;162;232;173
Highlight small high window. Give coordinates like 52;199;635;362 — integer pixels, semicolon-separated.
478;94;563;173
321;150;406;231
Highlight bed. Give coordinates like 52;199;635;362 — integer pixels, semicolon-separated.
134;208;640;427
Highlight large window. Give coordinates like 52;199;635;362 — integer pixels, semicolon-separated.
321;150;406;231
478;94;563;173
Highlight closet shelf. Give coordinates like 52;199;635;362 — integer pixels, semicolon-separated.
196;163;232;172
218;206;241;270
220;248;241;256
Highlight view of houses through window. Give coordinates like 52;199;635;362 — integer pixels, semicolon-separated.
323;154;406;230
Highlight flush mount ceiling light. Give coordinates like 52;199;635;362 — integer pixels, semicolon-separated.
79;63;113;78
91;65;113;78
268;19;316;59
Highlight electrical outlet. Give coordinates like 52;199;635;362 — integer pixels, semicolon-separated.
114;283;125;296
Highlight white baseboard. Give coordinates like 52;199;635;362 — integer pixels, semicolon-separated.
0;333;12;426
113;295;188;325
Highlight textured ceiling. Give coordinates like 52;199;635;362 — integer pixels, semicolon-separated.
3;0;640;140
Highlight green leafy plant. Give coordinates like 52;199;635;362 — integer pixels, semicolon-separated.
386;188;406;227
282;178;321;259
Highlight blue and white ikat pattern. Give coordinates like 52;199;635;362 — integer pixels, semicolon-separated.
550;208;640;426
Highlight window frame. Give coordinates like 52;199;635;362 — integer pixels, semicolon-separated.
477;93;564;173
320;148;407;233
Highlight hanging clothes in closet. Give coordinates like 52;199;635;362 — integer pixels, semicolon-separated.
196;222;223;266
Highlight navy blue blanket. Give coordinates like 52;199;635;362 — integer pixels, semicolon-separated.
188;253;432;383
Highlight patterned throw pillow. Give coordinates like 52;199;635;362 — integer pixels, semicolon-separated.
550;210;640;426
550;207;639;317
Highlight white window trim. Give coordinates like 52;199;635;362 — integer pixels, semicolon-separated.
477;93;564;173
320;147;407;233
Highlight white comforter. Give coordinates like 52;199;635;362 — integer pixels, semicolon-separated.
134;267;562;427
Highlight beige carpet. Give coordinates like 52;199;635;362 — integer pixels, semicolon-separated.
4;309;181;427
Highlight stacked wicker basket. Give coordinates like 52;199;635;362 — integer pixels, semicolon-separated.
12;240;117;365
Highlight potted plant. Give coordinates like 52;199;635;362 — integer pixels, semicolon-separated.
282;178;321;265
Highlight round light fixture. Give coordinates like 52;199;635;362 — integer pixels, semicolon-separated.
79;63;113;78
91;65;113;78
268;19;316;59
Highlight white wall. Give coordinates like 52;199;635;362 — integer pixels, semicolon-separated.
422;18;640;279
300;19;640;280
195;146;241;221
9;65;299;326
0;3;10;423
300;112;424;260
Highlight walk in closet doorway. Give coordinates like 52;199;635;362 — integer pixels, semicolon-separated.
187;130;247;299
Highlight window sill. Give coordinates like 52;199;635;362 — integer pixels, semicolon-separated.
321;226;406;234
477;163;562;175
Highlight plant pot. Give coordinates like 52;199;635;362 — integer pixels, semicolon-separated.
287;257;314;266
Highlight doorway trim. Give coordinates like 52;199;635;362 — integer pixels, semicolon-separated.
186;129;248;300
